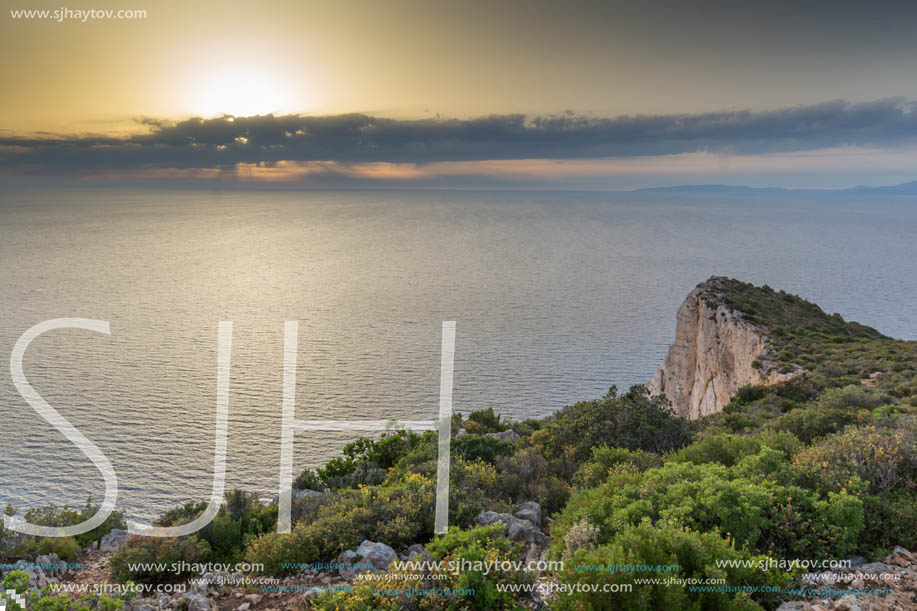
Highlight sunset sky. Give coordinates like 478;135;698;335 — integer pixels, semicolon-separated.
4;0;917;188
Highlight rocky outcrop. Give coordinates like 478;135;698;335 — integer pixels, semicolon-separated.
99;528;129;552
515;502;542;529
648;278;797;419
476;504;547;547
486;430;521;443
0;553;69;593
336;540;397;580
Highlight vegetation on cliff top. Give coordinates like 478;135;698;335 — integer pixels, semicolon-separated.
701;278;914;383
703;277;884;342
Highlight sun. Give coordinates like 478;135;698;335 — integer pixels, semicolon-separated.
193;70;294;117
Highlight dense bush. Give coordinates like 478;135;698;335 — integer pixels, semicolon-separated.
3;568;130;611
292;467;324;491
858;490;917;556
349;430;430;470
1;501;125;559
451;434;513;465
108;490;276;583
36;536;81;561
815;385;888;411
246;473;433;574
735;384;770;403
2;571;30;609
792;425;917;565
109;536;211;583
309;430;436;490
204;490;277;563
530;385;691;478
554;523;792;611
247;460;503;575
671;431;801;467
311;525;530;610
793;424;917;495
573;446;664;488
323;460;388;490
732;447;804;488
768;407;863;444
152;490;277;564
550;460;863;561
463;407;507;434
495;447;571;514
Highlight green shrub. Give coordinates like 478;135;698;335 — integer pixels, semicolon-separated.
496;447;571;514
311;525;529;610
550;461;863;561
149;490;277;565
352;430;429;469
451;434;513;465
312;431;431;488
318;456;358;482
205;503;277;565
37;536;81;560
155;501;208;528
736;385;769;403
28;592;126;611
770;407;862;444
554;523;792;611
323;460;388;490
793;425;917;494
2;571;30;610
531;385;691;478
247;460;506;575
816;385;887;411
464;407;507;434
422;525;530;609
732;447;803;487
292;468;324;490
573;446;664;488
247;477;432;573
109;536;211;583
671;431;800;467
858;490;917;556
2;502;125;557
869;403;917;427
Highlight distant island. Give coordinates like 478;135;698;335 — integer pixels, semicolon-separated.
3;278;915;610
636;180;917;194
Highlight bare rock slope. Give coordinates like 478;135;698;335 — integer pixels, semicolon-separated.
648;277;796;419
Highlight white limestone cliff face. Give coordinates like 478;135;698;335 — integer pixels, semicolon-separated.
648;281;795;419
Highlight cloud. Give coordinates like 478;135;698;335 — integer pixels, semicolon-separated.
2;99;917;178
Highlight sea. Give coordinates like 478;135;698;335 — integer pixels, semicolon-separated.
1;186;915;520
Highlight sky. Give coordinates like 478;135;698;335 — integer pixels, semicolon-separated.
3;0;917;188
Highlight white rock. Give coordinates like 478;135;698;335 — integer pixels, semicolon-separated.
182;593;213;611
514;502;542;528
648;278;800;419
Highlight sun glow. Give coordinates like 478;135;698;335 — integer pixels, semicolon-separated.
193;70;295;118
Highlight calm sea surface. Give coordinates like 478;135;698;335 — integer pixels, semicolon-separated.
1;187;915;520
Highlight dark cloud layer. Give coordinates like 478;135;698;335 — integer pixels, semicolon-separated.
2;99;916;174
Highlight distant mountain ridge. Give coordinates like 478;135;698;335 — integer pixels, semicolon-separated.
636;180;917;194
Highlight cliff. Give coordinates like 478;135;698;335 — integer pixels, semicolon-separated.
648;277;798;419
